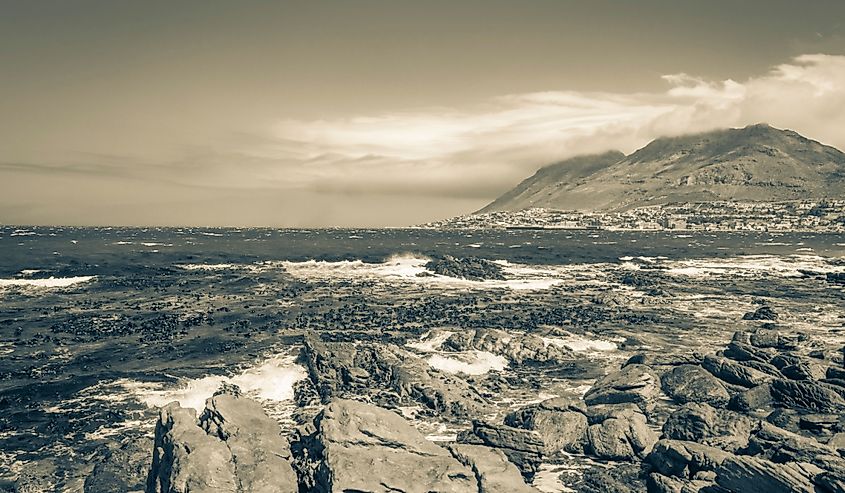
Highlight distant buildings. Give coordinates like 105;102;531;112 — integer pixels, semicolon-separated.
424;200;845;232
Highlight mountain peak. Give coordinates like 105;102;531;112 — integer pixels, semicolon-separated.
480;125;845;213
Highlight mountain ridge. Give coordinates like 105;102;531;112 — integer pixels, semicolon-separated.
479;124;845;213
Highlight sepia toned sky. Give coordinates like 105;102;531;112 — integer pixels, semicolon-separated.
2;0;845;227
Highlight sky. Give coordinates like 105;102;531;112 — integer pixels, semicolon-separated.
2;0;845;227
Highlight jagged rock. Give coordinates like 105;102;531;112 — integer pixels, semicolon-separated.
443;329;571;364
781;362;826;381
584;364;659;412
85;439;151;493
646;440;732;478
814;472;845;493
828;432;845;452
771;353;803;369
586;410;657;461
742;306;778;321
766;408;802;433
828;367;845;380
646;473;715;493
769;379;845;412
583;402;644;424
662;403;754;453
292;399;477;493
702;355;773;388
146;393;297;493
715;455;820;493
458;421;545;480
661;365;730;408
302;336;491;419
750;331;798;350
504;400;588;454
746;421;845;472
724;340;776;364
423;255;505;281
624;353;702;368
798;413;841;434
448;444;540;493
573;463;646;493
728;384;773;413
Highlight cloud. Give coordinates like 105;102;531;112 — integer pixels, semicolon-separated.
237;53;845;200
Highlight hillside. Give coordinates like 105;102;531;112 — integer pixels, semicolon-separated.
480;124;845;212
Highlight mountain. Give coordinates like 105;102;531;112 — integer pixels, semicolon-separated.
480;124;845;213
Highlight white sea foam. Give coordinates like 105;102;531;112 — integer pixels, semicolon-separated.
0;276;95;288
407;330;455;352
179;263;239;270
427;350;508;375
138;352;307;411
542;331;619;352
661;255;845;279
17;269;43;276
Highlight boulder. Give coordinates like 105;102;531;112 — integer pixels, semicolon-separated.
769;379;845;413
742;306;778;321
781;362;826;381
504;402;588;454
423;255;505;281
662;403;754;453
573;463;646;493
715;455;819;493
448;444;539;493
292;399;477;493
749;331;798;350
458;421;544;479
586;410;657;461
583;364;659;412
771;353;803;369
723;340;776;364
660;365;730;408
646;440;732;478
728;384;773;413
443;329;571;364
146;393;297;493
746;421;845;472
702;355;773;388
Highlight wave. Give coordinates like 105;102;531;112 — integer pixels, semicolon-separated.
0;276;96;288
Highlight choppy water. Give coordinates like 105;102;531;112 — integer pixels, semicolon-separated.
1;226;844;491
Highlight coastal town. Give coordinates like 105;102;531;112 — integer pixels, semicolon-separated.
424;200;845;232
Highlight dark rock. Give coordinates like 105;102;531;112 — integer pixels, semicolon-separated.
723;340;775;364
292;399;478;492
702;355;773;388
423;255;506;281
765;408;802;433
460;420;545;480
84;439;150;493
443;328;571;364
742;306;778;321
624;353;702;368
728;384;773;413
646;439;732;478
504;401;588;454
814;472;845;493
715;455;820;493
750;331;798;350
583;402;644;425
573;463;646;493
827;366;845;380
769;379;845;413
586;409;657;461
662;403;755;453
660;365;730;408
770;353;803;370
781;362;826;381
584;364;660;412
747;422;845;470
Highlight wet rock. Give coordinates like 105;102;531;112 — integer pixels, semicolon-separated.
292;399;477;492
728;383;773;413
770;353;803;370
724;340;776;364
504;401;589;454
660;364;730;408
146;393;297;493
84;438;151;493
586;409;657;461
742;306;778;321
423;255;505;281
573;463;646;493
814;472;845;493
458;421;545;480
781;362;826;381
443;329;571;364
624;353;702;368
769;379;845;413
302;336;491;419
583;364;659;412
662;403;754;453
827;367;845;380
715;455;820;493
750;331;798;350
448;444;540;493
646;439;732;478
702;355;773;388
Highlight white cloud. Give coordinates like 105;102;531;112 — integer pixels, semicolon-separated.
244;54;845;199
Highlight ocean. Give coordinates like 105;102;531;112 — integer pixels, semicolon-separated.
1;226;844;491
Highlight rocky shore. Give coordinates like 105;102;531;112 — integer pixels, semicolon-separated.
137;322;845;493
